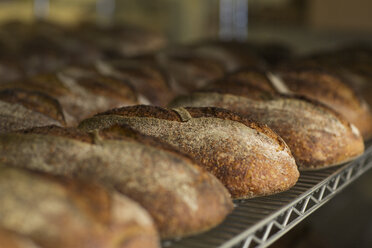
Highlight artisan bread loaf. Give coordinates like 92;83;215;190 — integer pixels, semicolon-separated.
276;67;372;139
0;165;159;248
79;105;299;199
0;89;65;132
170;92;364;170
0;125;232;239
0;229;40;248
217;67;372;139
0;72;138;125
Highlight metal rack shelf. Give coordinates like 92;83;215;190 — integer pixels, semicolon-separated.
165;142;372;248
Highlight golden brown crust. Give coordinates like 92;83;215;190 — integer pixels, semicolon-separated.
0;166;159;248
80;105;299;199
0;89;66;125
277;67;372;139
170;92;365;169
1;126;233;239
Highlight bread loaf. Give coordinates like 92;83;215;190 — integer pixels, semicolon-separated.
79;105;299;199
276;67;372;139
0;72;138;125
0;165;159;248
0;89;65;133
0;125;232;238
170;92;364;170
0;229;40;248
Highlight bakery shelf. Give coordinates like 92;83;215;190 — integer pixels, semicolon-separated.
164;142;372;248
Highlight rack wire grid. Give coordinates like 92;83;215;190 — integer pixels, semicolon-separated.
165;142;372;248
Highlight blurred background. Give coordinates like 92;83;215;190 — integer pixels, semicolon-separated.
0;0;371;247
1;0;372;53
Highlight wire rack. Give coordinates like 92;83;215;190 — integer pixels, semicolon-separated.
164;142;372;248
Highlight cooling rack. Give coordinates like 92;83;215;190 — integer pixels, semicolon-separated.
165;142;372;248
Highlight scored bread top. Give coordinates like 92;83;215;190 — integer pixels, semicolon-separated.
80;105;299;199
18;124;195;162
96;105;288;151
170;92;365;169
276;66;372;139
4;125;233;239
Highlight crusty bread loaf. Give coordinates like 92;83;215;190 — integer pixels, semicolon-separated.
96;59;174;106
0;89;65;133
0;165;159;248
0;229;40;248
0;72;138;125
79;105;299;199
276;67;372;139
0;125;232;239
170;92;365;170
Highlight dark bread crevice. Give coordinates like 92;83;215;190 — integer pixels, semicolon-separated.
96;105;183;122
18;125;94;144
